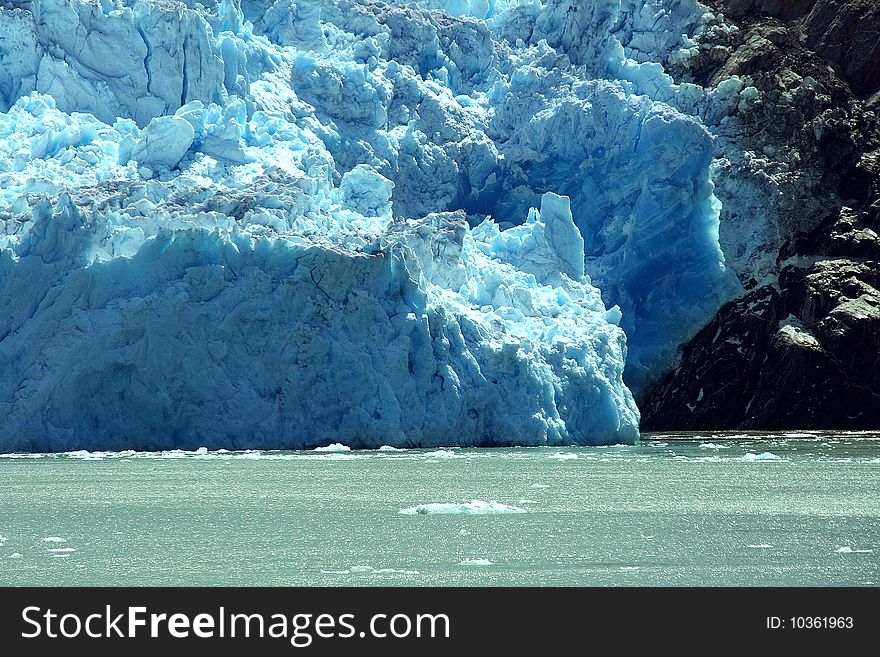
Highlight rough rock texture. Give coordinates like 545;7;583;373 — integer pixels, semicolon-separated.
723;0;880;97
643;0;880;430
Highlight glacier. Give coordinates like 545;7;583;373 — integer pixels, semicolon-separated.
0;0;755;450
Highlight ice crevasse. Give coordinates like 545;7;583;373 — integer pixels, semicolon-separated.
0;0;750;450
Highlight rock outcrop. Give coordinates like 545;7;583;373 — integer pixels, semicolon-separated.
643;0;880;430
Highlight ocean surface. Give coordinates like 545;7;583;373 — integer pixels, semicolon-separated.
1;432;878;586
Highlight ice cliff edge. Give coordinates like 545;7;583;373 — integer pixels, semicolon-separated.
0;0;754;449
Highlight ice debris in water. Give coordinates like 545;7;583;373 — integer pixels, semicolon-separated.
0;0;755;450
326;565;420;575
399;500;526;515
314;443;351;453
835;546;873;554
423;450;457;459
741;452;784;462
459;558;494;566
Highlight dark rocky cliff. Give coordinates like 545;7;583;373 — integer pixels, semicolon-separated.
642;0;880;430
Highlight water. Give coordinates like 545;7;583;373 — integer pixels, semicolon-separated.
1;432;878;586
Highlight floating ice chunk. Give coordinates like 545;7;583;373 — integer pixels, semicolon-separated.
530;483;549;489
399;500;526;515
378;446;404;452
459;558;493;566
42;537;67;543
548;452;578;460
324;566;419;575
9;553;22;559
423;450;457;459
747;544;774;549
835;547;873;554
741;452;783;462
65;450;105;460
47;547;76;553
231;452;264;460
314;443;351;453
352;565;417;574
349;565;375;573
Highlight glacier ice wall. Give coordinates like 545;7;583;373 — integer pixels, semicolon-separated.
0;0;755;449
0;81;636;450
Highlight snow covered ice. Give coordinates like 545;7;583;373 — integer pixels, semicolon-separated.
0;0;756;450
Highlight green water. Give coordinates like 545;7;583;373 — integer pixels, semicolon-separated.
1;432;878;586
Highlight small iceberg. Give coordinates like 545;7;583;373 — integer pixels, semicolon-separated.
324;565;419;575
741;452;783;462
42;537;67;543
399;500;526;515
423;450;457;459
835;546;873;554
459;558;494;566
314;443;351;453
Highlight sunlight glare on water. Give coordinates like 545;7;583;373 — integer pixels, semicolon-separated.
0;432;878;586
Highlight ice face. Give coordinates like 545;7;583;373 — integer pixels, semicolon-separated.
0;184;638;450
0;90;638;450
0;0;744;449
